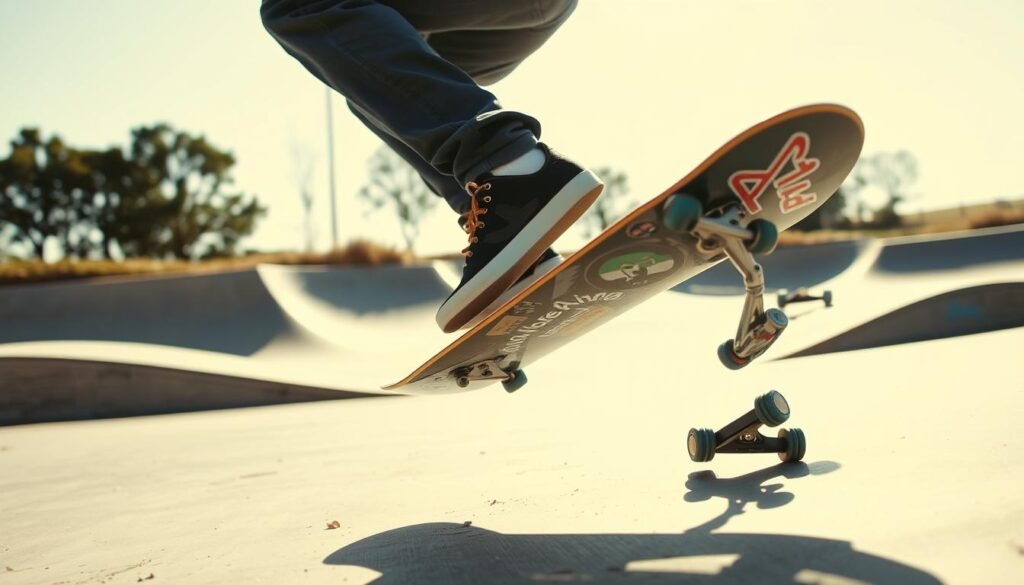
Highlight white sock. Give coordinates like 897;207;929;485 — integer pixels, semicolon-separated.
491;147;545;176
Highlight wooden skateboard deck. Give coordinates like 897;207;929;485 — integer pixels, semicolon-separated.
386;104;864;394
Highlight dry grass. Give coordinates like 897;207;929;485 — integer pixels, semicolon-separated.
4;200;1023;286
0;239;414;286
968;210;1024;230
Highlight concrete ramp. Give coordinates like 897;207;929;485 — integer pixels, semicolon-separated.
774;225;1024;360
672;239;875;296
0;269;295;356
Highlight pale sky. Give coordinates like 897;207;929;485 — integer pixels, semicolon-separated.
2;0;1022;256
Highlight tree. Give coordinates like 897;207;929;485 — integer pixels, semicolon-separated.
0;129;98;259
119;124;266;259
580;166;634;238
846;151;918;229
791;187;851;231
0;125;266;261
358;146;436;251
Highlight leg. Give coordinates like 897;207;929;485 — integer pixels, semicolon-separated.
260;0;540;185
423;0;578;87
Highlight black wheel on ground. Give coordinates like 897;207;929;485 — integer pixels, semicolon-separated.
778;428;806;462
687;428;717;462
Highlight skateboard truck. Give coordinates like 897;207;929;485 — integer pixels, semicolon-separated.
452;359;528;393
687;390;806;463
663;194;788;369
778;287;833;308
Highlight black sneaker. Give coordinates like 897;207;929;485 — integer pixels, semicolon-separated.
435;144;603;332
459;247;563;331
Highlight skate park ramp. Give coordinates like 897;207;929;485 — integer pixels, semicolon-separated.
0;263;455;424
1;225;1023;424
771;224;1024;360
671;238;873;296
2;226;1024;583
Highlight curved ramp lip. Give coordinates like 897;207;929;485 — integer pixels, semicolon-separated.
256;263;452;353
870;223;1024;274
776;282;1024;360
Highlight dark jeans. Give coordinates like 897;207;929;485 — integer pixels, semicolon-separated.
261;0;577;214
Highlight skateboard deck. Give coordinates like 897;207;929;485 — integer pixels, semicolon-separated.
386;104;864;394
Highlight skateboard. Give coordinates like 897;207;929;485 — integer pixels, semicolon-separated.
778;287;833;308
386;104;864;394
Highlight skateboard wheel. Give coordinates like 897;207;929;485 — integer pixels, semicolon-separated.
687;428;717;462
502;369;527;393
663;194;703;232
717;339;749;370
765;308;789;331
754;390;790;427
746;219;778;255
778;428;806;462
777;289;789;308
823;290;833;307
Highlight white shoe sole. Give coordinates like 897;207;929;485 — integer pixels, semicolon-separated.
436;169;603;332
458;253;564;331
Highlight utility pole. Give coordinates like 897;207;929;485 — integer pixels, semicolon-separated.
325;86;339;249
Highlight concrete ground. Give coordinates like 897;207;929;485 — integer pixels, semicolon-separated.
2;226;1023;583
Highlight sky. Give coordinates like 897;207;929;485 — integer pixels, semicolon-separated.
1;0;1022;256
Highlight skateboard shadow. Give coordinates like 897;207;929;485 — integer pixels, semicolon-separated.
323;461;941;584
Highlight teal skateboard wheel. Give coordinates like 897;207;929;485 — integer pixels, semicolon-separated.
502;369;527;393
778;428;806;462
765;308;789;330
746;218;779;255
663;194;703;232
717;339;748;370
687;428;717;462
754;390;790;427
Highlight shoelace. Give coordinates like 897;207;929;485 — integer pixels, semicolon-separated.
460;181;492;258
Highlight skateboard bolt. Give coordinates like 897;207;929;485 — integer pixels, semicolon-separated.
742;433;755;442
482;369;492;377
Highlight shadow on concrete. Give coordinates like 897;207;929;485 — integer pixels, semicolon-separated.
324;462;940;584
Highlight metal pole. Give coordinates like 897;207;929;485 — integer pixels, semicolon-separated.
325;86;339;249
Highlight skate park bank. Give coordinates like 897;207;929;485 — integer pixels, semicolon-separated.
1;225;1023;584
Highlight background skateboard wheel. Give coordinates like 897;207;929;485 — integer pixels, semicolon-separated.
502;369;527;393
823;290;833;307
662;194;703;232
746;219;779;255
687;428;717;462
754;390;790;427
776;289;789;308
717;339;749;370
778;428;806;462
